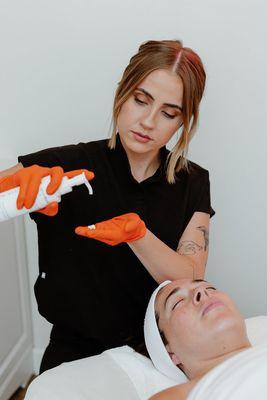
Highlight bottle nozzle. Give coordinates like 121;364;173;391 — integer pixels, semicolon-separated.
67;172;93;194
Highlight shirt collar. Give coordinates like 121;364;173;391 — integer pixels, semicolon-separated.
109;134;169;184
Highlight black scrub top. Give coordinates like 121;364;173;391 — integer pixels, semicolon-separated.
18;135;215;349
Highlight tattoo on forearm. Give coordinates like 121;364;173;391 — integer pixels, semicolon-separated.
196;225;209;251
177;241;203;255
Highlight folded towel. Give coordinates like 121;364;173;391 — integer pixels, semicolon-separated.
144;280;188;383
188;343;267;400
107;346;178;399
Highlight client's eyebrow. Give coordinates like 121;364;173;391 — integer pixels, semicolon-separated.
164;287;181;310
163;279;207;310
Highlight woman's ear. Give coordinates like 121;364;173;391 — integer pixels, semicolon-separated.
166;344;181;366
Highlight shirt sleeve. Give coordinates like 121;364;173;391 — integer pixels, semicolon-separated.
18;145;77;171
194;170;215;218
18;143;88;172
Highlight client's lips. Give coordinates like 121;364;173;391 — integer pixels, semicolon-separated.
202;300;225;316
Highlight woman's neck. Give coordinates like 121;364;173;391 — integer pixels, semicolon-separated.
188;342;252;381
130;155;160;182
120;137;161;182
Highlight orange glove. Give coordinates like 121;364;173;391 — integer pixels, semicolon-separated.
0;165;94;216
75;212;146;246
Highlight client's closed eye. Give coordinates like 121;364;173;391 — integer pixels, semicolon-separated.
172;299;183;310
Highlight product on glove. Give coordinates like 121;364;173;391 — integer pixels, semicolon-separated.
0;165;94;221
75;212;147;246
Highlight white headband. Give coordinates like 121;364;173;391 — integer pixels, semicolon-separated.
144;280;188;383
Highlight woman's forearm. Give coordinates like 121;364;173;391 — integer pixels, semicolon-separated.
0;162;23;178
127;229;204;284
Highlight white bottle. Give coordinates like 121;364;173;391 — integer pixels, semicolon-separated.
0;172;93;222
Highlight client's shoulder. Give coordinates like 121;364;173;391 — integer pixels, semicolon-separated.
149;380;196;400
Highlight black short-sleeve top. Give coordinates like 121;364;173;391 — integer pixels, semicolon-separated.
18;136;215;347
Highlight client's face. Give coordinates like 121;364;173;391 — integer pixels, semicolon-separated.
155;279;249;370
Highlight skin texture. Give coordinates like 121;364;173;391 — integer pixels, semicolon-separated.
150;279;251;399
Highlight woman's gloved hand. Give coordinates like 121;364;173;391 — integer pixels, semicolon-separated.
0;164;94;216
75;212;147;246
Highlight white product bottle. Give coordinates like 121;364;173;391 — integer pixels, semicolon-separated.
0;172;93;222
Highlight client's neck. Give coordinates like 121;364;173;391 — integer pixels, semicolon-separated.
184;341;252;381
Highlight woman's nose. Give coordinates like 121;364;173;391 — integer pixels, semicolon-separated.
140;110;157;130
193;287;210;304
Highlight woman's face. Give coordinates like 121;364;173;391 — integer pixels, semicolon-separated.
117;68;184;155
155;279;248;366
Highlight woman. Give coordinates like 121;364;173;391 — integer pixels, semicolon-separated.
0;39;215;373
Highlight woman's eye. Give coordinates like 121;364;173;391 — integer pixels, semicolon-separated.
134;97;146;105
163;112;175;119
172;299;183;310
206;287;217;291
134;97;176;119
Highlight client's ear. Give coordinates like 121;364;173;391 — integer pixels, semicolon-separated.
166;344;181;366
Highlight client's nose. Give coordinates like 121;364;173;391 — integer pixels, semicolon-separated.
193;286;209;304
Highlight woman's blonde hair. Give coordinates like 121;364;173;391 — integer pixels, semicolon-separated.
108;39;206;183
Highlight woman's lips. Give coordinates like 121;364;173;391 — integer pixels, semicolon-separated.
131;131;152;143
202;301;225;316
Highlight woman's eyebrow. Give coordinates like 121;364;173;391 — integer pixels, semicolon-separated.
135;87;183;112
164;287;181;310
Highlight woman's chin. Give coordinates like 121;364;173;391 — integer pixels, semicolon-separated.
120;133;153;154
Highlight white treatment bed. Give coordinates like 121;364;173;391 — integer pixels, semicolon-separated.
25;316;267;400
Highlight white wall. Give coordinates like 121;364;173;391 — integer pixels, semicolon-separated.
0;0;266;370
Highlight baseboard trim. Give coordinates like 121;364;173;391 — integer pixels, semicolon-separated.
33;348;45;375
0;346;33;400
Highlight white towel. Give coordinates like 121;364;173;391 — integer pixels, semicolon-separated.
107;346;178;399
24;316;267;400
188;343;267;400
144;280;188;383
